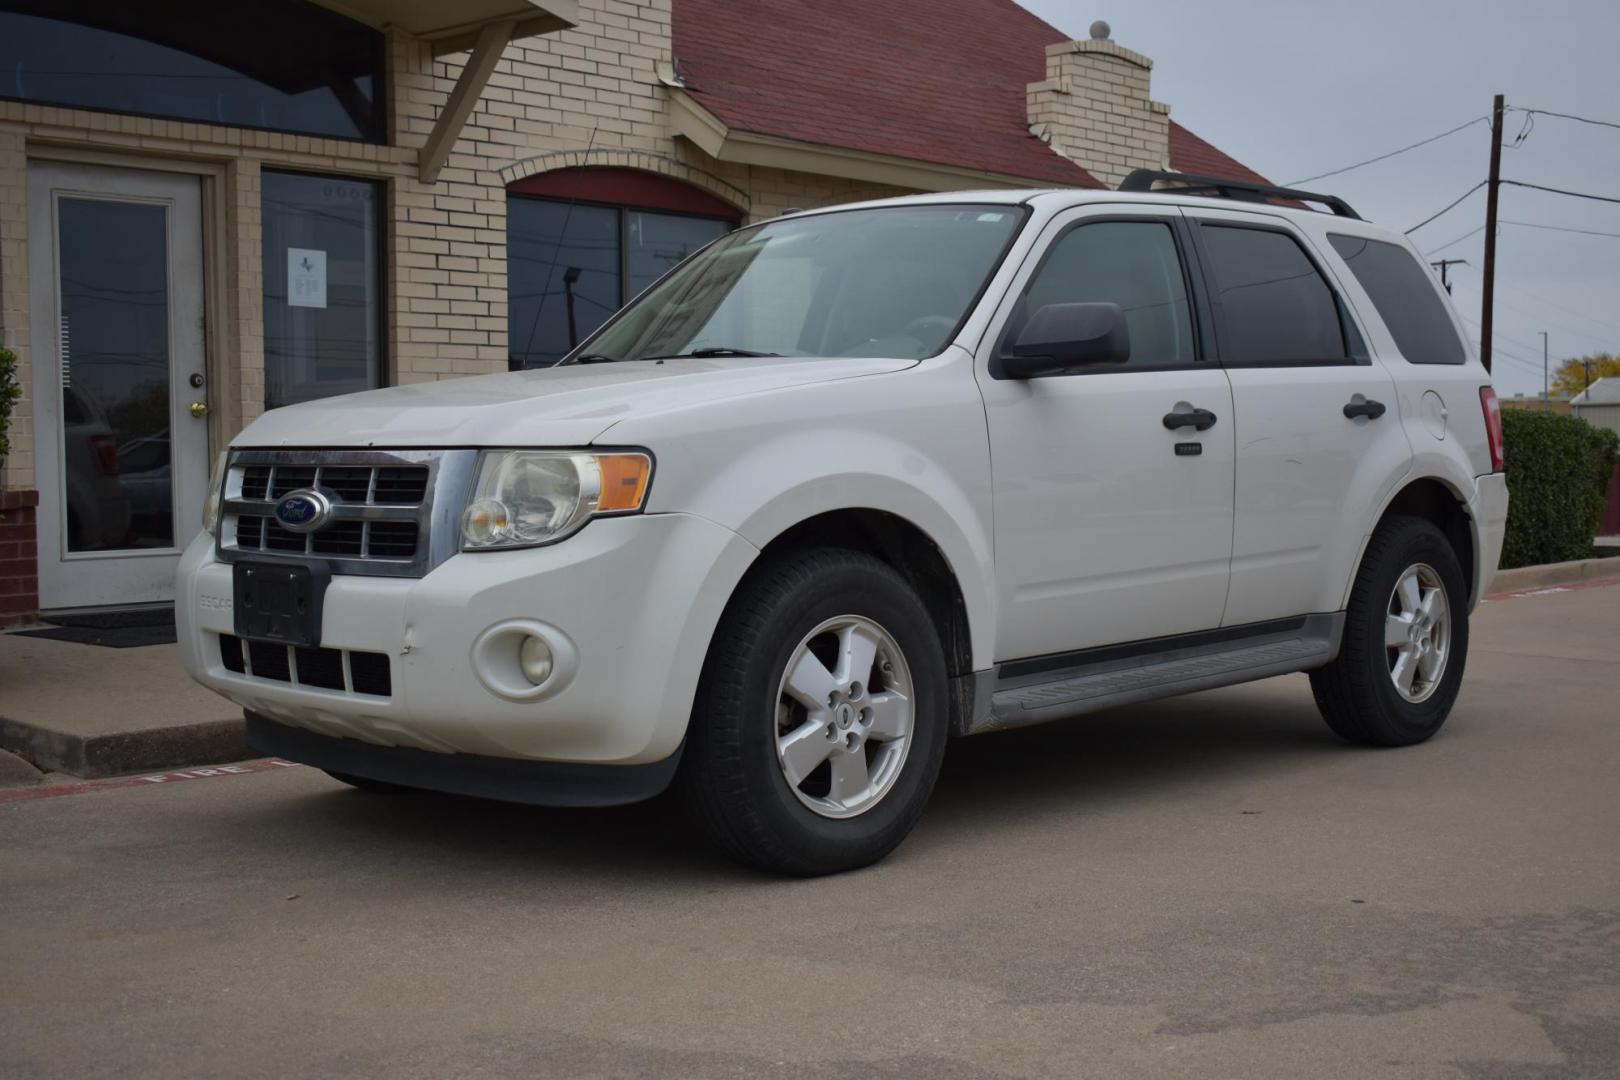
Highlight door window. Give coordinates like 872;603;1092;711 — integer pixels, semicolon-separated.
56;197;172;552
1200;225;1348;364
261;171;383;410
1327;234;1466;365
1016;220;1196;369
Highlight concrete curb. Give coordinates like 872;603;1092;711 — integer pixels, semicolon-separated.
0;748;43;788
0;714;252;780
1486;557;1620;596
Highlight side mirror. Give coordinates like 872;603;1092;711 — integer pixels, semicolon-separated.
998;302;1130;378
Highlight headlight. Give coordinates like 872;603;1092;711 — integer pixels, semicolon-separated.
460;450;652;550
201;451;228;534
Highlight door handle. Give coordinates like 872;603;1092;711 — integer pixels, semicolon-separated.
189;401;209;419
1343;398;1386;420
1162;408;1217;431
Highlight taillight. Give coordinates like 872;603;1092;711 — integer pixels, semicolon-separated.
1480;386;1504;472
90;433;119;477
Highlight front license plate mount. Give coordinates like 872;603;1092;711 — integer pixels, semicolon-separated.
232;561;331;648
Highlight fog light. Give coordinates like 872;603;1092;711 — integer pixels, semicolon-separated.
519;635;554;685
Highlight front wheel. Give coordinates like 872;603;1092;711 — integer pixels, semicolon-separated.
1310;515;1469;746
680;548;949;876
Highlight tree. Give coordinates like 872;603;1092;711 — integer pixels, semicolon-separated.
1551;353;1620;398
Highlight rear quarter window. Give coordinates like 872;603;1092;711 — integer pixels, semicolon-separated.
1327;234;1466;365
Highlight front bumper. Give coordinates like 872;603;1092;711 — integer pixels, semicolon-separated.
177;512;758;766
1470;472;1509;606
245;712;681;806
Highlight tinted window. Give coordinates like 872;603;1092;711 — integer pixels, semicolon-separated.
507;199;731;369
1019;221;1195;368
261;172;383;410
0;1;384;141
1328;234;1466;365
1201;225;1347;363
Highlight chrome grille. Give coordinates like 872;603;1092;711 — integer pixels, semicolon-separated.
217;449;477;579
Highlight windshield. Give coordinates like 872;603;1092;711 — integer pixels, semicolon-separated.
569;203;1027;363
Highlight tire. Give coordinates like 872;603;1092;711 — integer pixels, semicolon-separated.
1310;514;1469;747
323;770;410;793
680;547;950;876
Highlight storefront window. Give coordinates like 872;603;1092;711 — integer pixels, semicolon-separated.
0;0;384;142
507;171;738;369
261;171;383;410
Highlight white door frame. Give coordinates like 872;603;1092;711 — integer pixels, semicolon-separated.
27;161;209;610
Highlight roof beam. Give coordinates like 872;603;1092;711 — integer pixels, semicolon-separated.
667;89;1046;194
418;20;514;185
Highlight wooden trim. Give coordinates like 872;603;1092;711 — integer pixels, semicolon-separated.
668;89;1055;194
418;21;513;184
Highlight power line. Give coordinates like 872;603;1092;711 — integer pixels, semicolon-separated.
1423;224;1486;256
1501;219;1620;240
1506;285;1620;336
1405;181;1486;234
1286;116;1489;186
1516;107;1620;134
1500;180;1620;206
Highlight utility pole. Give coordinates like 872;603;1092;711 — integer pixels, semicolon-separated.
1541;331;1549;410
1480;93;1505;374
1429;258;1467;294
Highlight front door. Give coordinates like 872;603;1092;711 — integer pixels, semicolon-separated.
27;162;208;610
976;206;1236;661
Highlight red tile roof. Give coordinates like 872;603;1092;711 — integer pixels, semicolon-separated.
671;0;1273;190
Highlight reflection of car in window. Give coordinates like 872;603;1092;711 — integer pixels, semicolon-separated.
118;430;173;547
61;385;131;551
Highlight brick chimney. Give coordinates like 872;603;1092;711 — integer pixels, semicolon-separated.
1027;20;1171;189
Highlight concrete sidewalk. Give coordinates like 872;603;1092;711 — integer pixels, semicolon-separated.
0;633;248;780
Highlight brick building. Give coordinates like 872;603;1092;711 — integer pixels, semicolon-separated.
0;0;1274;621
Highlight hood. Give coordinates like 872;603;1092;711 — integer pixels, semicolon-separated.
233;356;915;448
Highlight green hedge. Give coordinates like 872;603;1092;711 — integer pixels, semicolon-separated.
1500;409;1620;568
0;344;20;471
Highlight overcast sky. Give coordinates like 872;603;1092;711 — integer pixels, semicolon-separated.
1022;0;1620;397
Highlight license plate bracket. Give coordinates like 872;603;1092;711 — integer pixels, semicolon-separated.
233;561;330;648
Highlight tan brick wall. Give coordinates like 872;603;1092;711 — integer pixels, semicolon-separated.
0;125;31;491
0;0;931;492
1028;38;1171;189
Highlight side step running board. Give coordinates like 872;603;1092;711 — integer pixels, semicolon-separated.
967;614;1343;736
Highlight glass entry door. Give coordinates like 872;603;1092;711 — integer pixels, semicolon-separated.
27;162;208;610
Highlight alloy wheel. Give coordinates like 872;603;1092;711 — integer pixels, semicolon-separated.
773;615;914;819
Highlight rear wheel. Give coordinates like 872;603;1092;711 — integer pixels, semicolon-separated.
680;548;949;876
1310;515;1469;746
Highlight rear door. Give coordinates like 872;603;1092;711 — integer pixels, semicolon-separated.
1185;208;1412;626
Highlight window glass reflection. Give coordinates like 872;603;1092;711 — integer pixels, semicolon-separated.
261;172;382;410
57;198;171;552
0;2;383;142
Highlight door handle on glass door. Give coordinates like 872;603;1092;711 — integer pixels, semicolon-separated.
1162;408;1217;431
1343;398;1386;420
189;401;209;419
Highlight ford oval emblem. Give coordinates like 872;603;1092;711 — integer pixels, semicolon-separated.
273;489;333;534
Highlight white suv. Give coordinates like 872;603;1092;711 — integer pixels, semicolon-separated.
179;173;1509;875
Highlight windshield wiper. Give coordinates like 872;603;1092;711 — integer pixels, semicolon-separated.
559;352;621;365
642;347;781;360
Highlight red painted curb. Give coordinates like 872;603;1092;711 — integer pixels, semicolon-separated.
0;758;301;805
1485;576;1620;602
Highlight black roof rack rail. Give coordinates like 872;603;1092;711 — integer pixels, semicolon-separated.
1117;169;1362;220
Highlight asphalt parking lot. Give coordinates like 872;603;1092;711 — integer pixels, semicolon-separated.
2;582;1617;1079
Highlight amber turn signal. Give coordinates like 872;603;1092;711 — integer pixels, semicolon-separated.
595;453;652;512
